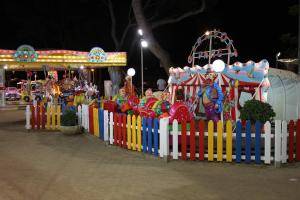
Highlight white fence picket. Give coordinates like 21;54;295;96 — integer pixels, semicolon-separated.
109;112;114;145
172;120;179;159
264;122;271;164
274;120;282;167
281;121;288;163
159;117;169;158
78;105;82;127
104;110;109;141
25;105;31;130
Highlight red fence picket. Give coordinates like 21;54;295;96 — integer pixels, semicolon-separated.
88;105;94;134
122;114;127;148
199;120;205;161
36;104;40;129
118;114;122;147
190;120;196;161
113;113;118;145
41;104;46;129
181;120;187;160
296;119;300;161
288;120;295;162
31;105;35;129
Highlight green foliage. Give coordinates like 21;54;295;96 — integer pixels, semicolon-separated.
61;109;78;126
240;99;276;124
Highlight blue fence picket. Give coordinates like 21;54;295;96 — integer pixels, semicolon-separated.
153;118;159;157
142;118;147;153
245;120;251;163
255;121;261;164
147;118;153;154
100;109;104;140
235;121;242;163
98;109;102;140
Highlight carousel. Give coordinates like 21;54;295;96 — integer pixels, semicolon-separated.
0;45;127;105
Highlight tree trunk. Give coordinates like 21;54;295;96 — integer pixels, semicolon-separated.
132;0;172;74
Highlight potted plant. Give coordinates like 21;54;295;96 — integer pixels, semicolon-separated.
240;99;276;125
60;109;81;135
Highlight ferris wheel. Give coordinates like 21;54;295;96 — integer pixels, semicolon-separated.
188;30;238;66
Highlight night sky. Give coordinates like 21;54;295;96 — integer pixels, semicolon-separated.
0;0;298;88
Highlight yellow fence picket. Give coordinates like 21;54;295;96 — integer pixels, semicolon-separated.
217;121;223;161
46;106;51;129
93;108;99;137
132;115;137;150
137;116;142;152
51;106;56;130
208;120;214;161
226;120;233;162
127;115;131;150
57;105;61;129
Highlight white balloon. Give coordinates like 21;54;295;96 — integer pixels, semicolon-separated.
212;59;225;72
127;68;136;76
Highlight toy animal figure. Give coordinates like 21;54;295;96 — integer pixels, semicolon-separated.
198;69;224;123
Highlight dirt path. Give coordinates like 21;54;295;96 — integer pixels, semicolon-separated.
0;112;299;200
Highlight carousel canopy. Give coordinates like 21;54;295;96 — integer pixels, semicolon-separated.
168;59;270;87
0;45;126;71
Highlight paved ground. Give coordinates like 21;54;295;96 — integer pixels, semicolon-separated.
0;110;300;200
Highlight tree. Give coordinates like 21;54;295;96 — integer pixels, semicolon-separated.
131;0;206;74
103;0;208;94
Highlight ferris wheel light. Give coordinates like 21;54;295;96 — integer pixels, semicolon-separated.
212;59;225;72
127;68;136;76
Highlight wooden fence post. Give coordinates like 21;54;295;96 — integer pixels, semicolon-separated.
93;107;99;137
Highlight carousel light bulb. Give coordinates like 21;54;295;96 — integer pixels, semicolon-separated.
212;59;225;72
80;65;84;70
4;65;8;70
205;31;210;36
91;69;94;72
127;68;136;76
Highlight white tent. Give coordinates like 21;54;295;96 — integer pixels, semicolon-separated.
267;68;300;120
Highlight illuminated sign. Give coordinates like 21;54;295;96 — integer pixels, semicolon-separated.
88;47;107;63
13;45;38;62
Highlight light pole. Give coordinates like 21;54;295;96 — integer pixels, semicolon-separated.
138;29;148;96
276;52;281;68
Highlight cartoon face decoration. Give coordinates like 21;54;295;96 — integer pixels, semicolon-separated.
145;88;153;97
119;88;126;97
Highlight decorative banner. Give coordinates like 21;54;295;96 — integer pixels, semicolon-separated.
13;45;38;62
88;47;107;63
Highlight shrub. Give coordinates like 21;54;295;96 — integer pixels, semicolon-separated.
61;109;78;126
240;99;276;124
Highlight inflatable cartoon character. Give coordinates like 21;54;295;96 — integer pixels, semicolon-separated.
198;69;224;122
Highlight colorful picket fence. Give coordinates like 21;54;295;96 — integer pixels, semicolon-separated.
25;104;61;130
77;105;300;166
26;104;300;166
